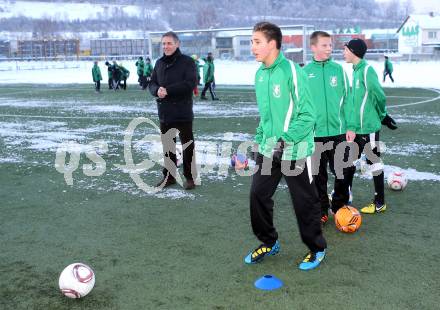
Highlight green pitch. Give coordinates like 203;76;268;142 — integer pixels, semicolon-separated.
0;85;439;309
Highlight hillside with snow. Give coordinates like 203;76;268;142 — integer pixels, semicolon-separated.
0;1;157;21
0;0;407;33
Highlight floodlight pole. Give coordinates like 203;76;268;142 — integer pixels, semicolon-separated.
148;33;152;59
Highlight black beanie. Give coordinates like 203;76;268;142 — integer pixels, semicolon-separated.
345;38;367;59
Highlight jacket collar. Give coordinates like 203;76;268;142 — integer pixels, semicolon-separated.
312;57;332;65
261;51;285;70
353;59;367;71
161;48;182;64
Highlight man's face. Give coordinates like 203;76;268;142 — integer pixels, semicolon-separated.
162;36;179;56
311;36;332;61
251;31;275;63
343;46;356;63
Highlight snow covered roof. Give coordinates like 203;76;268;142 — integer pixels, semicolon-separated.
398;14;440;32
216;30;252;37
362;28;398;39
284;48;303;53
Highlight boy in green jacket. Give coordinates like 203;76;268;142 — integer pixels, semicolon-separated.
304;31;352;224
244;22;327;271
383;56;394;83
135;56;145;87
92;61;102;93
142;57;153;90
344;38;397;214
118;64;130;90
201;52;219;100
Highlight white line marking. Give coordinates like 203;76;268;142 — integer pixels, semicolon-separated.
388;88;440;108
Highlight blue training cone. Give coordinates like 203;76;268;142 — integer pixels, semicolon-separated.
254;275;283;291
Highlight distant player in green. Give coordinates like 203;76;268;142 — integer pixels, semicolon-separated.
143;57;153;90
135;56;145;87
244;22;326;271
303;31;351;223
201;52;219;101
92;61;102;93
344;38;397;214
118;64;130;90
383;56;394;83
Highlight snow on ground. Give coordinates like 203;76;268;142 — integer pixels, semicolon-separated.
360;165;440;182
0;59;439;89
0;57;439;198
1;115;439;183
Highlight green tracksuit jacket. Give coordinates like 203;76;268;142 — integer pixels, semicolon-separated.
254;52;316;161
136;59;145;76
304;58;350;137
119;66;130;80
143;62;153;77
347;59;387;134
384;59;393;73
203;60;214;83
92;65;102;82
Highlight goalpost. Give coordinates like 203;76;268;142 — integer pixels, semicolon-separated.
147;25;315;64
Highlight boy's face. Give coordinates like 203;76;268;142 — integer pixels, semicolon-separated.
251;31;276;63
311;36;332;61
343;46;356;63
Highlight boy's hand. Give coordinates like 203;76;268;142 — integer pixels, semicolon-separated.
346;130;356;142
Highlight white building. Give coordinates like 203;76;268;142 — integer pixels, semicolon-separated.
397;13;440;55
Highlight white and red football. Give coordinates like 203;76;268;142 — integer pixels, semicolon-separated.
387;171;408;191
59;263;95;298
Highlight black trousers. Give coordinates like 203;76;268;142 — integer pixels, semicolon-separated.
160;121;197;181
94;80;100;92
346;131;385;205
250;154;327;253
138;73;144;86
313;134;351;214
201;82;217;99
142;76;151;90
108;78;112;89
121;79;127;90
383;71;394;82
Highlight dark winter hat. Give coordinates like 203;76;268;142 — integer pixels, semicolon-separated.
345;38;367;59
139;56;143;60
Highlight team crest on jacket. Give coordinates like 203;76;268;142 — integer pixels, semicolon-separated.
330;76;337;87
273;84;281;98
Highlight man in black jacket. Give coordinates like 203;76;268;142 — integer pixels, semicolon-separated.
149;31;198;190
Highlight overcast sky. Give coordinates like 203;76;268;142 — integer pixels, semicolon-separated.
376;0;439;14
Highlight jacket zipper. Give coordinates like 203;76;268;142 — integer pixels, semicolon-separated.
322;63;329;136
268;69;273;136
